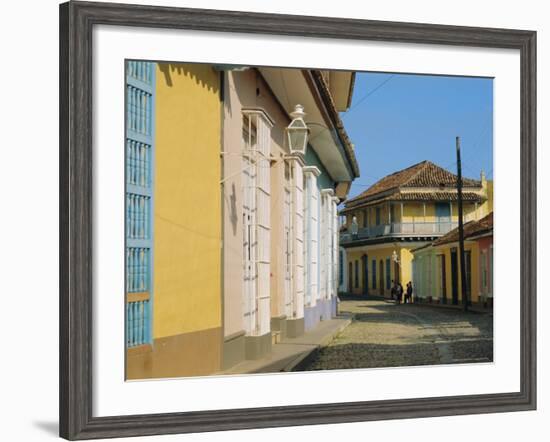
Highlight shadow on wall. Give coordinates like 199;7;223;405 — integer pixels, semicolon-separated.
229;182;238;235
158;63;220;93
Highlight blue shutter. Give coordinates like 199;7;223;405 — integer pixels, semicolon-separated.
126;61;155;347
435;202;451;220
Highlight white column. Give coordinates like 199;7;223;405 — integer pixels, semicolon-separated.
321;189;335;301
319;191;327;300
285;154;305;320
303;166;321;308
332;196;340;298
255;114;272;336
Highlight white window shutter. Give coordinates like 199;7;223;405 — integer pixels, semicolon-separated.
242;111;272;337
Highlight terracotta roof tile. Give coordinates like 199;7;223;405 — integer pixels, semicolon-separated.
346;161;481;208
340;190;485;213
432;212;493;246
391;191;485;202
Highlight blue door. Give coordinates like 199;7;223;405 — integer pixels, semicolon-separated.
435;202;451;220
435;202;451;233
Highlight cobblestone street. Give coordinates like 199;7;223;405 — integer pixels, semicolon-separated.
300;297;493;371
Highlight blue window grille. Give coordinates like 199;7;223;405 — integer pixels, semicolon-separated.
126;61;155;348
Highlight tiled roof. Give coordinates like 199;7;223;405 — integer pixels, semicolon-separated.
346;160;481;208
392;191;485;202
340;191;485;213
433;212;493;246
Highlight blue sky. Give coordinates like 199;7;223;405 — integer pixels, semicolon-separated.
341;72;493;199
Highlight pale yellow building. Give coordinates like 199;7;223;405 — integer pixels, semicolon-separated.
339;161;492;297
412;212;493;307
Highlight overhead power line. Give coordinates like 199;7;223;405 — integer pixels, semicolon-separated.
343;74;396;117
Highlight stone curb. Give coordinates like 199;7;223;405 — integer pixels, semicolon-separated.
283;316;353;372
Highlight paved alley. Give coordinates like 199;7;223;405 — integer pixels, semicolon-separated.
299;297;493;371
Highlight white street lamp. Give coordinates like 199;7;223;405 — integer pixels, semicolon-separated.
392;249;400;264
286;104;309;156
392;249;401;285
351;215;359;237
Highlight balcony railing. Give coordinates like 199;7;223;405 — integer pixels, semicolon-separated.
340;221;458;242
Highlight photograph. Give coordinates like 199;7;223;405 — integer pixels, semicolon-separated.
0;0;543;440
125;61;494;380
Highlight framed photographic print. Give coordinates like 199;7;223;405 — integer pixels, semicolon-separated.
59;0;536;439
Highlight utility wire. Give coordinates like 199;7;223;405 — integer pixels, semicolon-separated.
343;74;396;118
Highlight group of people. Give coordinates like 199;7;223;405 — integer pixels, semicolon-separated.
391;280;414;304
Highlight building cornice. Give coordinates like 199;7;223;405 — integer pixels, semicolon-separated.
303;165;321;177
284;153;305;166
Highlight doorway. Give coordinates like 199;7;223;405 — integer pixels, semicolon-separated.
438;254;447;303
464;250;472;304
348;261;353;293
379;259;384;296
435;202;451;232
361;255;368;295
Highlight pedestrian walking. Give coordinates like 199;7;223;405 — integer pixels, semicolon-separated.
405;281;413;304
390;280;396;300
395;282;403;304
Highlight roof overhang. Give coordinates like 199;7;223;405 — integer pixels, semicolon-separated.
329;71;356;111
258;67;355;183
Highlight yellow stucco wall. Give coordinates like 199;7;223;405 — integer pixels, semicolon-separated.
399;247;414;285
153;63;222;339
346;246;401;296
439;242;480;304
481;180;493;216
345;243;425;297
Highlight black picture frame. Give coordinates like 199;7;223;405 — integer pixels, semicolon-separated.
59;1;537;439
